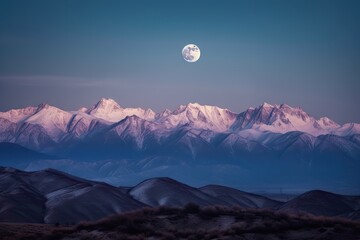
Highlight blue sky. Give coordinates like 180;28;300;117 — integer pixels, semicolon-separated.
0;0;359;123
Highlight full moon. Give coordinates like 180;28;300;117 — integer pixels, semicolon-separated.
182;44;201;63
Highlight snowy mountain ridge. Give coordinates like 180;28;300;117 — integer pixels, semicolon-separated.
0;98;359;153
231;102;346;136
87;98;156;123
0;98;357;138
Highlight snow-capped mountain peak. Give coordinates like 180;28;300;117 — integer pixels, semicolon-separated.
36;103;54;111
25;104;73;135
187;102;203;108
317;117;340;128
232;103;341;136
87;98;156;123
1;103;74;147
0;106;38;123
157;109;172;118
158;102;237;132
88;98;122;115
261;102;274;108
78;107;88;113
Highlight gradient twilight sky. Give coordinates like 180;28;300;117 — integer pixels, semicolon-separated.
0;0;359;123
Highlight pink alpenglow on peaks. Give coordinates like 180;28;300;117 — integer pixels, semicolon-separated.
231;102;350;137
0;98;359;151
87;98;156;123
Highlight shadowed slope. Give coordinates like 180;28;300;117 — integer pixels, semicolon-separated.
0;167;145;224
199;184;282;209
129;177;227;207
279;190;360;217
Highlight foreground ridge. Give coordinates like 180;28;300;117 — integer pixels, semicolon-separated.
0;205;359;240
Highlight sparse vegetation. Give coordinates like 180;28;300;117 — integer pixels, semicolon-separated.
0;205;359;240
183;202;201;214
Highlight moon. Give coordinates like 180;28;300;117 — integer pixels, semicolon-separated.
182;44;201;63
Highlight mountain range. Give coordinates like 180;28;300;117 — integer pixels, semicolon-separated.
1;98;359;146
1;167;359;224
0;98;359;192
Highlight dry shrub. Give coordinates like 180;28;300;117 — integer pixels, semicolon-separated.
183;202;200;214
157;206;181;215
44;232;67;240
199;206;221;219
10;233;40;240
173;228;194;238
157;231;176;240
8;205;360;240
230;222;246;235
204;230;222;240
